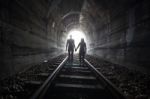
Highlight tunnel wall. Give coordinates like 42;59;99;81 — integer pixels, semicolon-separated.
87;0;150;73
0;0;63;79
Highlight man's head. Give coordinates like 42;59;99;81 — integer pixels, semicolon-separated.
70;35;72;39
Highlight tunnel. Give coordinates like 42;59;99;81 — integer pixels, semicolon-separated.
0;0;150;99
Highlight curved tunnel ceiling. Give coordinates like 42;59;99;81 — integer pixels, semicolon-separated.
61;11;80;31
54;0;110;36
51;0;139;48
46;0;112;47
61;11;80;20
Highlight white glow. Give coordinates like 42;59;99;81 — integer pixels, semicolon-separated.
67;30;86;47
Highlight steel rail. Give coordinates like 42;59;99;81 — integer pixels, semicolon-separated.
30;56;68;99
84;59;126;99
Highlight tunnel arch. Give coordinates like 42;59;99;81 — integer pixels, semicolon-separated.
61;11;80;20
59;11;81;29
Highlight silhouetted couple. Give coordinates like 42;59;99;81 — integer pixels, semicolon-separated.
66;35;86;64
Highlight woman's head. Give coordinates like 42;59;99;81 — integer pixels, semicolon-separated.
81;38;84;42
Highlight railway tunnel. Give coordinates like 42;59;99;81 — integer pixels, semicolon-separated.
0;0;150;99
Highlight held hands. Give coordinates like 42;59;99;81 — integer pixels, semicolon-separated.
75;48;77;51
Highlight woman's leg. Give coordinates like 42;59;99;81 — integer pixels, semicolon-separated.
79;52;81;63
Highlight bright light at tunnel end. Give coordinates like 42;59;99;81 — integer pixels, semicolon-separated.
67;29;86;47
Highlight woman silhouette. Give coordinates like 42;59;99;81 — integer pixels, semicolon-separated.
75;38;87;64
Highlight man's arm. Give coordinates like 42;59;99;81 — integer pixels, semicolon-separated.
66;40;68;51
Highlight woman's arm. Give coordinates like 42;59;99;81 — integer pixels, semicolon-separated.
75;43;80;51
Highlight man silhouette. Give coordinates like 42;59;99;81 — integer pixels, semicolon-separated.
75;38;86;64
66;35;75;61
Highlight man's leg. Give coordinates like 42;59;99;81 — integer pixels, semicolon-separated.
71;50;74;60
68;50;71;60
79;53;81;64
69;50;72;62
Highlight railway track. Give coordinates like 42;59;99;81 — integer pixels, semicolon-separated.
31;54;126;99
0;54;67;99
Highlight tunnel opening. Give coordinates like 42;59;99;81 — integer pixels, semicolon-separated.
66;29;87;49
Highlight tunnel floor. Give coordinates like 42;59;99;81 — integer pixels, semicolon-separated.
0;54;150;99
86;55;150;99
